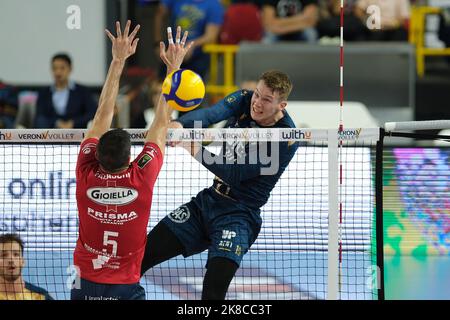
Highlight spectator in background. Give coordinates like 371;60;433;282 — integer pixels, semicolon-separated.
439;7;450;48
0;234;53;300
354;0;410;41
34;53;97;129
439;7;450;64
317;0;366;41
0;80;18;129
153;0;224;80
261;0;320;43
219;1;263;44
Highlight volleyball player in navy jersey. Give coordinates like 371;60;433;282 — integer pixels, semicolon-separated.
141;69;299;300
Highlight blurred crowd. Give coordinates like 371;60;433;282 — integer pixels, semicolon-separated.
1;0;449;130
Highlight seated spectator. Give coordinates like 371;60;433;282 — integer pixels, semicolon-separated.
220;1;263;44
354;0;410;41
0;233;53;300
317;0;366;41
439;7;450;47
439;7;450;64
34;53;97;129
261;0;320;43
154;0;224;80
0;80;18;129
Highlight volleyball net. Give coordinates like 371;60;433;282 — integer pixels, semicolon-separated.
0;127;383;300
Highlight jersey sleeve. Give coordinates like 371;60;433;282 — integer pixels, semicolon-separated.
133;142;164;186
76;138;99;178
194;141;291;185
176;90;249;128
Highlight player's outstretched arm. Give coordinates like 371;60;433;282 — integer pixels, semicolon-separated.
145;26;193;154
83;20;140;142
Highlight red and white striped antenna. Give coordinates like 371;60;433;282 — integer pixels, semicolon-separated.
338;0;345;297
339;0;345;133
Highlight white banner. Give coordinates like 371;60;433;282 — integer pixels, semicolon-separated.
0;128;380;143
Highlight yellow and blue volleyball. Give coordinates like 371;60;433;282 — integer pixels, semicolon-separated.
162;69;205;112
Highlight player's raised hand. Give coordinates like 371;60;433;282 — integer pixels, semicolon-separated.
160;26;194;74
166;120;184;147
105;20;140;62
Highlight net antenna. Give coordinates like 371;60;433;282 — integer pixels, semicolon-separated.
327;0;346;300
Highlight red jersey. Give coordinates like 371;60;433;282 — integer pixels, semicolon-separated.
73;138;163;284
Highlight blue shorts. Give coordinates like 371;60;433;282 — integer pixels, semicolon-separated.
161;188;262;267
70;278;145;300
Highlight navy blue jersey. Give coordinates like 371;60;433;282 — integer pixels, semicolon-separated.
177;90;299;209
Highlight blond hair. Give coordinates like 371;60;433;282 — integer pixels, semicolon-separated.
259;70;293;101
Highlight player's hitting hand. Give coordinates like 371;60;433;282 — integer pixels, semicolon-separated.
105;20;140;62
160;26;193;148
160;26;194;74
167;120;183;147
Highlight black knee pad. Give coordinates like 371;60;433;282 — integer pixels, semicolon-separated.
202;257;239;300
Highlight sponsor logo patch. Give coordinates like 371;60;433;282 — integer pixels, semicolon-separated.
168;205;190;223
87;207;138;225
87;187;138;206
137;154;152;169
226;95;236;104
218;229;237;252
82;143;96;155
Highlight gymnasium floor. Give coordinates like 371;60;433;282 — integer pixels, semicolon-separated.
22;251;449;300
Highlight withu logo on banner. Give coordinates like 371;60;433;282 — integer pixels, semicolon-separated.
0;131;12;140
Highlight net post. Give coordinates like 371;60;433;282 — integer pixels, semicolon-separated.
375;127;385;300
384;120;450;132
327;129;339;300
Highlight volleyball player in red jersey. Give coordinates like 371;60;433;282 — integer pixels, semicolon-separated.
71;21;193;300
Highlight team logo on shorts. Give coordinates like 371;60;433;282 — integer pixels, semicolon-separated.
168;205;190;223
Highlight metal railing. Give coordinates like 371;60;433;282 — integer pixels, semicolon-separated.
409;6;450;77
202;44;239;97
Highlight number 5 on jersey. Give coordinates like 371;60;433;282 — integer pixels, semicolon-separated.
92;231;118;269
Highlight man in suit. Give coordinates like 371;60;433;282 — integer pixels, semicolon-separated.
34;53;97;129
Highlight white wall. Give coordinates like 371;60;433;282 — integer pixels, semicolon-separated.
0;0;106;86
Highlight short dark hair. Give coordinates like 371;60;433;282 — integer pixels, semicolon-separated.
52;53;72;67
259;70;293;101
97;129;131;172
0;233;24;255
